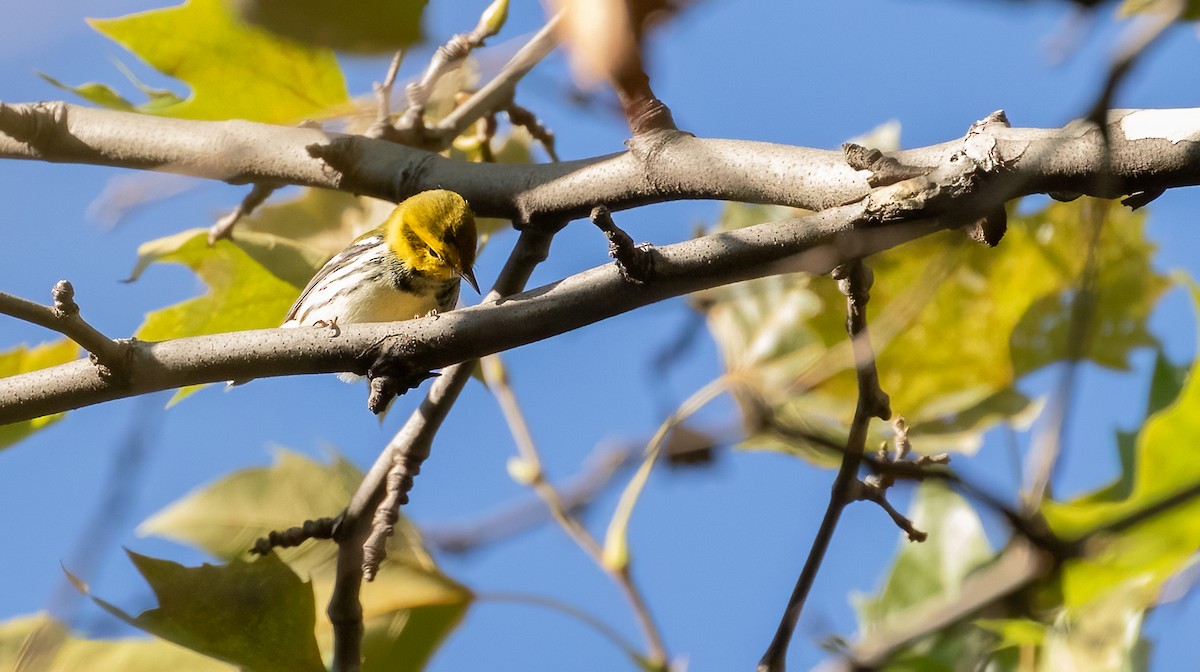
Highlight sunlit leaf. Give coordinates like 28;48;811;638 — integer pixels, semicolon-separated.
225;0;427;54
849;482;997;669
855;482;993;630
237;190;395;261
130;229;300;343
1120;0;1200;21
1042;582;1151;671
974;618;1047;650
88;552;324;672
139;449;472;668
37;72;136;111
0;339;80;450
0;613;233;672
1043;282;1200;609
88;0;348;123
701;198;1167;459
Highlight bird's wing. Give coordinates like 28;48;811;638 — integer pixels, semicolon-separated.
283;236;383;324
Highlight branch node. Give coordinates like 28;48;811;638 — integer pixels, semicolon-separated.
590;205;656;284
1122;188;1165;211
842;142;927;187
966;206;1008;247
208;182;280;244
51;280;78;318
366;368;438;415
505;101;559;162
250;516;339;555
856;480;927;542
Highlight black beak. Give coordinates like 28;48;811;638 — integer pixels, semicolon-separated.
460;268;480;293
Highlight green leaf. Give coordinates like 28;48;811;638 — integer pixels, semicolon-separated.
139;449;472;668
974;618;1047;650
236;189;395;261
90;552;324;672
37;72;136;111
225;0;428;54
1041;581;1150;671
855;482;993;630
0;339;80;450
0;612;234;672
139;448;366;567
702;198;1167;459
1043;281;1200;609
88;0;348;123
131;229;300;343
1120;0;1200;21
849;483;997;670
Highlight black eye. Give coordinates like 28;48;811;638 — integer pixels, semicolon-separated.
430;250;441;260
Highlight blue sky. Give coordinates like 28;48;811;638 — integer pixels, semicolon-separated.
1;1;1199;670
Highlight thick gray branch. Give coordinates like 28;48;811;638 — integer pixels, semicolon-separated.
3;102;1199;223
0;206;937;425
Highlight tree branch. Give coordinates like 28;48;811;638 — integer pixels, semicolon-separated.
0;210;936;425
0;281;129;380
328;227;557;672
758;260;890;672
4;102;1199;224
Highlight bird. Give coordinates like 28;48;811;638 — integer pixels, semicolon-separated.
231;189;479;385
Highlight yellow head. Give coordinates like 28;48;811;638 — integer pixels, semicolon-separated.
383;189;479;291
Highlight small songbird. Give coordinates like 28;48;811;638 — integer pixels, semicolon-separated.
284;189;479;330
230;189;478;386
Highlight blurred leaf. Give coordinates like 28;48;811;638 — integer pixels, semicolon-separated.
361;604;468;672
237;190;395;261
1043;282;1200;609
974;618;1046;650
855;482;992;630
88;551;324;672
130;229;300;342
88;0;348;123
0;613;233;672
139;448;363;566
0;339;80;450
1042;581;1150;671
851;482;997;670
139;449;472;668
226;0;426;54
701;198;1167;459
1120;0;1200;20
37;73;136;111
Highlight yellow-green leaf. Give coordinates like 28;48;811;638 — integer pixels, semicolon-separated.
88;0;349;123
1043;281;1200;609
139;448;472;666
0;613;233;672
131;229;300;342
91;552;324;672
1120;0;1200;21
236;189;395;261
855;482;992;631
702;198;1167;459
0;339;80;450
226;0;427;54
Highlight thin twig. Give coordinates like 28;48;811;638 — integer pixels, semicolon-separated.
504;101;559;161
0;282;128;380
386;0;512;146
436;12;563;141
207;181;279;244
327;227;558;672
482;352;670;667
365;50;405;137
476;591;645;663
423;442;637;554
758;261;889;672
